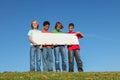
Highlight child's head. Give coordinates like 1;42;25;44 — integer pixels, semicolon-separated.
55;22;63;31
68;23;74;32
43;21;50;30
31;20;39;29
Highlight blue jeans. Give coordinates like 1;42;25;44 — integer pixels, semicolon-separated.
42;48;53;72
54;46;67;71
68;50;83;72
30;45;42;71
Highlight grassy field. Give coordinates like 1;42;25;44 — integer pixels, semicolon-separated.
0;72;120;80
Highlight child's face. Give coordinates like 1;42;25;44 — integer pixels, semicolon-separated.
32;21;38;29
56;24;62;31
44;24;49;30
69;26;74;31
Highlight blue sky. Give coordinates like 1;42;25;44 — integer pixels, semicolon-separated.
0;0;120;72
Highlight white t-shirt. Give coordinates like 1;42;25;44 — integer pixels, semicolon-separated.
28;29;41;45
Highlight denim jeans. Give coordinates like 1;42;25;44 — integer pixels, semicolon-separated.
42;48;53;72
68;50;83;72
30;45;42;71
54;46;67;71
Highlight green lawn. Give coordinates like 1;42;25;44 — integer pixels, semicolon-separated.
0;72;120;80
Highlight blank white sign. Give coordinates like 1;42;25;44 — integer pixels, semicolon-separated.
32;33;79;45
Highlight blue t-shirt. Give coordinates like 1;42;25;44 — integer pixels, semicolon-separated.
28;29;41;45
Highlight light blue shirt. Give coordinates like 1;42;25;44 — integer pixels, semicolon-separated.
28;29;41;45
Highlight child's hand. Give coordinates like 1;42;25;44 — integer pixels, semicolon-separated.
54;43;58;46
64;44;67;46
40;45;43;49
33;43;38;46
51;44;54;48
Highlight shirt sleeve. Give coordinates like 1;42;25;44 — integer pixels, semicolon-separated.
28;30;32;36
77;33;83;39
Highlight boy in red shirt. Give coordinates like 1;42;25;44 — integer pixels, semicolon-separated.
41;21;53;72
67;23;83;72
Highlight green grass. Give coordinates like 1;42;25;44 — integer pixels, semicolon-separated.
0;72;120;80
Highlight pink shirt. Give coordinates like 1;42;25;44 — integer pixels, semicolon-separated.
67;31;83;51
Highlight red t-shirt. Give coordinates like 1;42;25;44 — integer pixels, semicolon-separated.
67;31;83;51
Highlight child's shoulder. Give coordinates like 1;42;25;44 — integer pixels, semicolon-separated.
68;31;76;34
52;29;55;31
28;29;33;33
29;29;41;32
28;29;41;34
51;29;57;33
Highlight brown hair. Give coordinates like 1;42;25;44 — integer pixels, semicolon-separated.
55;22;64;29
43;21;50;26
31;20;39;29
69;23;74;28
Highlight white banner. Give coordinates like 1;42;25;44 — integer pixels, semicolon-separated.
32;33;79;45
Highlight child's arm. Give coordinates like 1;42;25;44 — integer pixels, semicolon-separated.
28;36;38;46
76;32;84;38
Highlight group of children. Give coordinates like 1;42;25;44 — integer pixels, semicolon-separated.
28;20;84;72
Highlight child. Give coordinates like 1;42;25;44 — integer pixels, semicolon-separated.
67;23;83;72
28;20;42;71
52;22;67;72
41;21;53;72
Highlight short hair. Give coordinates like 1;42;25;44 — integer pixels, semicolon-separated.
31;20;39;29
55;22;64;29
43;21;50;26
69;23;74;28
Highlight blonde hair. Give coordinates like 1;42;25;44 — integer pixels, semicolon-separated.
31;20;39;29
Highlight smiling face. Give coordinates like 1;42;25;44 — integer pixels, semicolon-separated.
31;21;39;29
43;21;50;31
56;24;62;31
44;24;50;31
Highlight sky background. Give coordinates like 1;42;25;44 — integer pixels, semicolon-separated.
0;0;120;72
